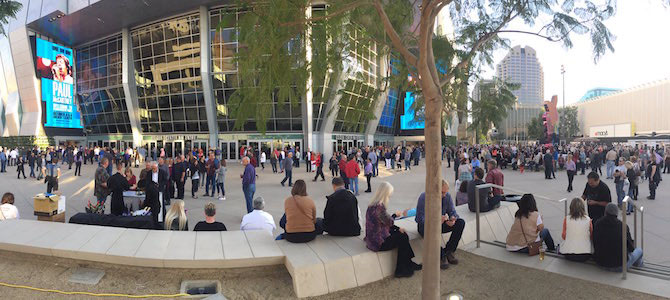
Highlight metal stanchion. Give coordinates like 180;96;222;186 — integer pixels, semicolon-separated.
622;197;629;280
633;203;638;248
640;206;645;251
475;187;480;248
559;198;567;217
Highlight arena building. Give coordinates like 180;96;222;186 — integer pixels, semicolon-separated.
0;0;457;160
573;79;670;144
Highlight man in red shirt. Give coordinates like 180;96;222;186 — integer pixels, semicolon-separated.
485;160;504;199
346;155;361;195
339;154;348;189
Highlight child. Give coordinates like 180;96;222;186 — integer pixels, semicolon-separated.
216;159;227;201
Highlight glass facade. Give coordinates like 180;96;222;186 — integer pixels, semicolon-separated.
76;35;129;134
209;7;303;132
376;88;399;134
132;14;208;133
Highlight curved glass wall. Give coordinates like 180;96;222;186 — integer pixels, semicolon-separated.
76;35;129;134
132;14;208;133
376;88;398;135
209;7;303;132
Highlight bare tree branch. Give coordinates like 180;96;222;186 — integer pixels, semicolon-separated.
373;0;419;67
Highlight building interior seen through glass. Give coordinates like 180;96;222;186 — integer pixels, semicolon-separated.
132;14;208;133
76;35;129;134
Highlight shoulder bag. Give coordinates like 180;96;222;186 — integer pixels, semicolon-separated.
519;217;542;256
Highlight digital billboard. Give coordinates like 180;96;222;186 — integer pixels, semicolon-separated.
35;38;82;129
400;92;425;130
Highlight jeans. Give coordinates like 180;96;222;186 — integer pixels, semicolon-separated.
205;174;216;195
615;181;625;206
243;183;256;213
405;160;411;170
603;248;644;272
74;162;81;176
217;182;225;196
0;160;5;172
349;176;359;195
29;165;35;177
567;170;575;191
281;170;293;186
606;160;615;178
649;180;657;199
191;179;199;197
372;162;378;176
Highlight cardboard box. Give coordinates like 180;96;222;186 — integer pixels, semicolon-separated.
34;194;60;216
37;212;65;223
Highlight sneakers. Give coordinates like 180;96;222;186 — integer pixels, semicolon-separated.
218;197;224;201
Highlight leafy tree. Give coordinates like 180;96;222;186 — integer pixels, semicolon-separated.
470;79;518;142
527;113;545;141
0;1;21;36
558;106;580;139
223;1;616;297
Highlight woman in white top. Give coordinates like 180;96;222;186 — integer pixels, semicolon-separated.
260;151;266;170
0;193;19;220
560;197;592;262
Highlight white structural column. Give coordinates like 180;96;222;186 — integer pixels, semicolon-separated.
364;55;391;146
199;6;219;148
316;71;345;160
121;28;144;147
10;27;42;136
302;5;314;153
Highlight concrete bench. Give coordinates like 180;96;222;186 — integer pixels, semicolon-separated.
0;201;517;298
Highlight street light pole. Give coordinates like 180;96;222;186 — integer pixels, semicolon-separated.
561;65;566;108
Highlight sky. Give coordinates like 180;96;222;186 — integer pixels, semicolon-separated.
478;0;670;106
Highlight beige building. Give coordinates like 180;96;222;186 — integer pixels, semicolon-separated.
573;79;670;138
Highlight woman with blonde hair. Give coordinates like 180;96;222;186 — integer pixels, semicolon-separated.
559;198;592;262
364;181;421;278
164;200;188;231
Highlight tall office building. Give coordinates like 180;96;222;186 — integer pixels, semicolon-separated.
495;45;544;140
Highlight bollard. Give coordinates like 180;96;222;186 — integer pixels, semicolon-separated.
633;203;638;248
640;206;644;251
622;197;628;280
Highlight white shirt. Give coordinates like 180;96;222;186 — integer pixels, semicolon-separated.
240;210;276;235
260;152;266;163
0;204;19;220
152;171;159;183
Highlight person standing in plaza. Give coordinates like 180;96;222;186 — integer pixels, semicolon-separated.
364;158;373;193
173;155;186;200
543;150;554;179
16;155;26;179
241;156;256;213
204;152;219;197
27;152;36;178
74;150;83;176
582;172;611;221
108;162;130;216
260;150;266;170
605;148;617;179
566;154;576;192
368;148;378;177
216;159;226;201
404;148;411;170
281;152;294;187
646;158;659;200
313;152;325;182
0;148;6;173
190;159;200;199
270;150;278;173
329;153;339;177
95;158;111;205
346;155;361;196
613;158;628;213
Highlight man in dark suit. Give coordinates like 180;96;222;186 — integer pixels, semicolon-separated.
108;162;130;216
173;155;186;199
323;177;361;236
142;161;168;224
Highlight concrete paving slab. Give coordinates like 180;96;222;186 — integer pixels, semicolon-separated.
220;231;255;267
325;235;383;286
68;267;105;285
244;230;283;265
77;226;126;262
52;225;104;259
105;229;149;265
23;223;81;256
277;240;328;298
192;231;224;268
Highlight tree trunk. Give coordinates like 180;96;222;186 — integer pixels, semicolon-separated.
420;79;444;299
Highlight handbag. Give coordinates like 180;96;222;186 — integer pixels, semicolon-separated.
519;217;542;256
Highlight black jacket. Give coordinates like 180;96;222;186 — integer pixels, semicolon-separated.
323;188;361;236
593;215;635;268
467;179;492;212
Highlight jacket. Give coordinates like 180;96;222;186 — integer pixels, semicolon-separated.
345;160;360;178
593;215;634;268
323;188;361;236
284;195;316;233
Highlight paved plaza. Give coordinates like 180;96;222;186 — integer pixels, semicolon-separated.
2;159;668;264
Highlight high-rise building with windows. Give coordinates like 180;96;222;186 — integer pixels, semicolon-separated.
495;45;544;140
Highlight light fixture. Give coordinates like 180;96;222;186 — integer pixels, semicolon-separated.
445;291;464;300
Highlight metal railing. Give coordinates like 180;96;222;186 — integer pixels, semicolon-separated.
474;183;565;248
622;196;645;279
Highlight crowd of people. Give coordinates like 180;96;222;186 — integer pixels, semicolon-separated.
1;140;664;276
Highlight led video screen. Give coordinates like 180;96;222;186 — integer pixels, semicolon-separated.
400;92;425;130
35;38;82;129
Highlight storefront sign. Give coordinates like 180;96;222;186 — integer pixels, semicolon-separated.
589;123;632;138
332;134;365;141
143;135;208;141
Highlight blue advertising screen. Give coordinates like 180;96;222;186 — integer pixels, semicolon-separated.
400;92;425;130
35;38;82;129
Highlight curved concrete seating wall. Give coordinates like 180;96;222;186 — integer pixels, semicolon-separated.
0;202;517;298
